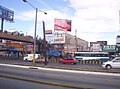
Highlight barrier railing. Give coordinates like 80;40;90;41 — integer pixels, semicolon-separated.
48;57;103;65
78;60;103;65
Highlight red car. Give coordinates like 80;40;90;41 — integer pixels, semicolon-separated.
59;58;77;65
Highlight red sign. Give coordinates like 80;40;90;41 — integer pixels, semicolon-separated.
54;18;71;31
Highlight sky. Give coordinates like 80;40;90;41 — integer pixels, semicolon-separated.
0;0;120;45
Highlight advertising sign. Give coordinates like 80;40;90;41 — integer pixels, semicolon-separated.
5;43;23;48
0;5;14;22
92;44;102;52
103;45;117;52
54;18;71;31
45;30;52;34
46;32;65;44
53;32;65;44
46;34;54;43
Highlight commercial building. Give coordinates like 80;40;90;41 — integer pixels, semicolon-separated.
116;35;120;52
90;41;118;57
64;33;88;53
46;31;88;55
90;41;107;52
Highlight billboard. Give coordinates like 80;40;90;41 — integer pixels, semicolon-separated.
46;34;54;43
91;44;102;52
103;45;117;52
5;43;23;48
53;32;65;44
5;43;23;51
0;5;14;22
46;32;65;44
54;18;71;31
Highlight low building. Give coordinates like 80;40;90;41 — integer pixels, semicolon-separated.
46;31;88;55
90;41;107;52
64;33;88;54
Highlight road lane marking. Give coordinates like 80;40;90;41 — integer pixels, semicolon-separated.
0;63;120;77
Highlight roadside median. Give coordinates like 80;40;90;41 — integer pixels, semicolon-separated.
0;62;120;74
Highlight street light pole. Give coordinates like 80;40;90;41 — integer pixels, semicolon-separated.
23;0;47;65
33;8;38;64
23;0;38;65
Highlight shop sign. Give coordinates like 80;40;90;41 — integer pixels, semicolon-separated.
103;45;117;52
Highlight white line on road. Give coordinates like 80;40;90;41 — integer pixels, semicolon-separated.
0;63;120;77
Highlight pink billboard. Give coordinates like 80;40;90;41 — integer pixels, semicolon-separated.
54;18;71;31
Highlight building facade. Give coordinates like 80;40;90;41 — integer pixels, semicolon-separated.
46;31;88;55
90;41;107;52
64;33;88;54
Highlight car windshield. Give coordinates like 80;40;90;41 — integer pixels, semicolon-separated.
65;58;74;60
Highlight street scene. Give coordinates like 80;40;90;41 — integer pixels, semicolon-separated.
0;0;120;89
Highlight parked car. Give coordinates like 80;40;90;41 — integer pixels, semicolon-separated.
59;58;77;65
102;57;120;69
23;54;40;61
35;56;48;63
23;54;48;63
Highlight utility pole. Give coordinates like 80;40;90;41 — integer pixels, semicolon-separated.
0;18;4;42
43;21;47;65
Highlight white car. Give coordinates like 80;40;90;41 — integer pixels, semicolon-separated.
23;54;40;61
102;57;120;69
23;54;48;63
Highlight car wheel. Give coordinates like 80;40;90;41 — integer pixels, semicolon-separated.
25;58;28;61
59;61;63;64
106;65;112;69
71;62;76;65
41;61;44;63
73;63;77;65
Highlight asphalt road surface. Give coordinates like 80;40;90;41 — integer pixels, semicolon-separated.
0;76;71;89
0;64;120;89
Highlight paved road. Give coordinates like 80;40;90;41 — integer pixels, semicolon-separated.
0;76;70;89
0;64;120;89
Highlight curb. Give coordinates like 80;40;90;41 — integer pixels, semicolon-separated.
0;62;120;74
0;74;95;89
1;63;120;77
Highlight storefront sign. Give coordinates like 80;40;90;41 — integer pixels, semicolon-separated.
103;45;117;52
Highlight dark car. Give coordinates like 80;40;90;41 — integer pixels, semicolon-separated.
59;58;77;65
99;58;110;62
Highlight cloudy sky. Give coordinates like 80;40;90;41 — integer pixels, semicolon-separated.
0;0;120;45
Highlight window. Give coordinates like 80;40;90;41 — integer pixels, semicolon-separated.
114;59;120;62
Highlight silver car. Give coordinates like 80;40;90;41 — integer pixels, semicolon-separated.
102;57;120;69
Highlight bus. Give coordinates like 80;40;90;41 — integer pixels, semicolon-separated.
74;52;110;62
